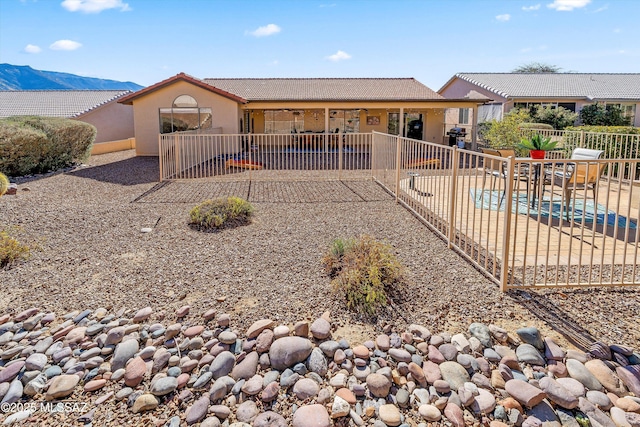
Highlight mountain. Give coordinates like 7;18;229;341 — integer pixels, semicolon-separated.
0;64;144;91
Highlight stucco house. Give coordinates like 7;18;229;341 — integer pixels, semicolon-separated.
0;90;135;144
118;73;487;156
439;73;640;128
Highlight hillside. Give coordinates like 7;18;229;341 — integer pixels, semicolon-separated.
0;63;143;91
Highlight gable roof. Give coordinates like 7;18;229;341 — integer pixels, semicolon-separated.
442;73;640;101
118;73;248;105
0;90;131;118
201;78;445;101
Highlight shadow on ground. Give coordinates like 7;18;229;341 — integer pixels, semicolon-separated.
66;156;159;185
509;289;596;350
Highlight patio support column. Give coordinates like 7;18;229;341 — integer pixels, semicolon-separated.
472;105;479;151
399;107;405;137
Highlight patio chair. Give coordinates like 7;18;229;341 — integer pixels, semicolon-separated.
480;148;529;207
547;148;605;220
480;148;508;206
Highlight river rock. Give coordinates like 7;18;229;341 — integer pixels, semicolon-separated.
269;337;313;370
585;359;626;395
293;378;320;400
539;376;579;409
247;319;275;339
439;361;470;390
366;373;391;398
254;411;287;427
124;356;147;387
45;374;80;400
566;359;603;391
379;404;401;426
516;327;544;350
310;318;331;340
469;323;492;348
151;376;178;396
516;343;546;366
208;351;235;379
236;400;259;423
231;351;258;380
112;339;140;372
132;393;158;413
292;404;330;427
505;379;546;407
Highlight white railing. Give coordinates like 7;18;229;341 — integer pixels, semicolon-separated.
159;132;372;181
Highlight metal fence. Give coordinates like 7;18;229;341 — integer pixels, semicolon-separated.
159;132;372;181
370;132;640;290
159;129;639;289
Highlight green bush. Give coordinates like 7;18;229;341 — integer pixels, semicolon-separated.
0;173;8;197
189;197;254;231
526;105;578;130
518;123;554;130
482;109;531;149
0;116;96;177
322;235;404;315
0;229;31;269
579;103;631;126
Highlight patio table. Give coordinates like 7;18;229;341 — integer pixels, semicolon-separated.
516;158;550;208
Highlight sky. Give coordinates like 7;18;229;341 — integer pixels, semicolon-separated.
0;0;638;90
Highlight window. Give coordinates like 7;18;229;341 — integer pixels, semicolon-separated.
458;108;470;125
607;103;636;124
159;95;212;134
514;101;576;112
330;110;360;133
264;110;305;133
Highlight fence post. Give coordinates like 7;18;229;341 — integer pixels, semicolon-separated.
580;129;585;148
394;135;402;203
370;132;375;180
158;135;164;182
447;147;459;248
174;134;180;180
338;134;343;180
500;156;515;292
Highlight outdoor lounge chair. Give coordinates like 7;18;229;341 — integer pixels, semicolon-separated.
547;148;605;220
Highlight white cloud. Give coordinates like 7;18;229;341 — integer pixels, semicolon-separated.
24;44;42;54
547;0;591;11
61;0;131;13
592;4;608;12
496;14;511;21
522;4;541;11
247;24;281;37
326;50;352;62
50;39;82;51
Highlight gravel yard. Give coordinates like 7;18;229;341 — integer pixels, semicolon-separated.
1;150;638;350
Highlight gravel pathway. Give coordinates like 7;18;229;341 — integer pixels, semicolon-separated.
1;150;638;350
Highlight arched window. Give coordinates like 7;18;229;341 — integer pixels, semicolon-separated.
159;95;212;133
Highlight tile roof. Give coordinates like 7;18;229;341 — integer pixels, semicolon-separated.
202;78;445;101
0;90;131;119
449;73;640;100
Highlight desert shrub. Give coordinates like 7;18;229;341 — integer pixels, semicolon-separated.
322;235;404;315
0;116;96;176
0;173;8;197
0;229;31;269
189;197;254;231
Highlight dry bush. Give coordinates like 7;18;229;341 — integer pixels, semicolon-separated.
322;235;404;315
189;197;254;231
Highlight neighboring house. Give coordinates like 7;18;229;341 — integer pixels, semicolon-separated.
0;90;135;143
118;73;486;156
439;73;640;127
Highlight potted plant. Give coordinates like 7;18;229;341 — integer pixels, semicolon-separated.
517;133;558;159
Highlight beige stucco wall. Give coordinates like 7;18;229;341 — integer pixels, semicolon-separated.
131;80;241;156
74;101;134;144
